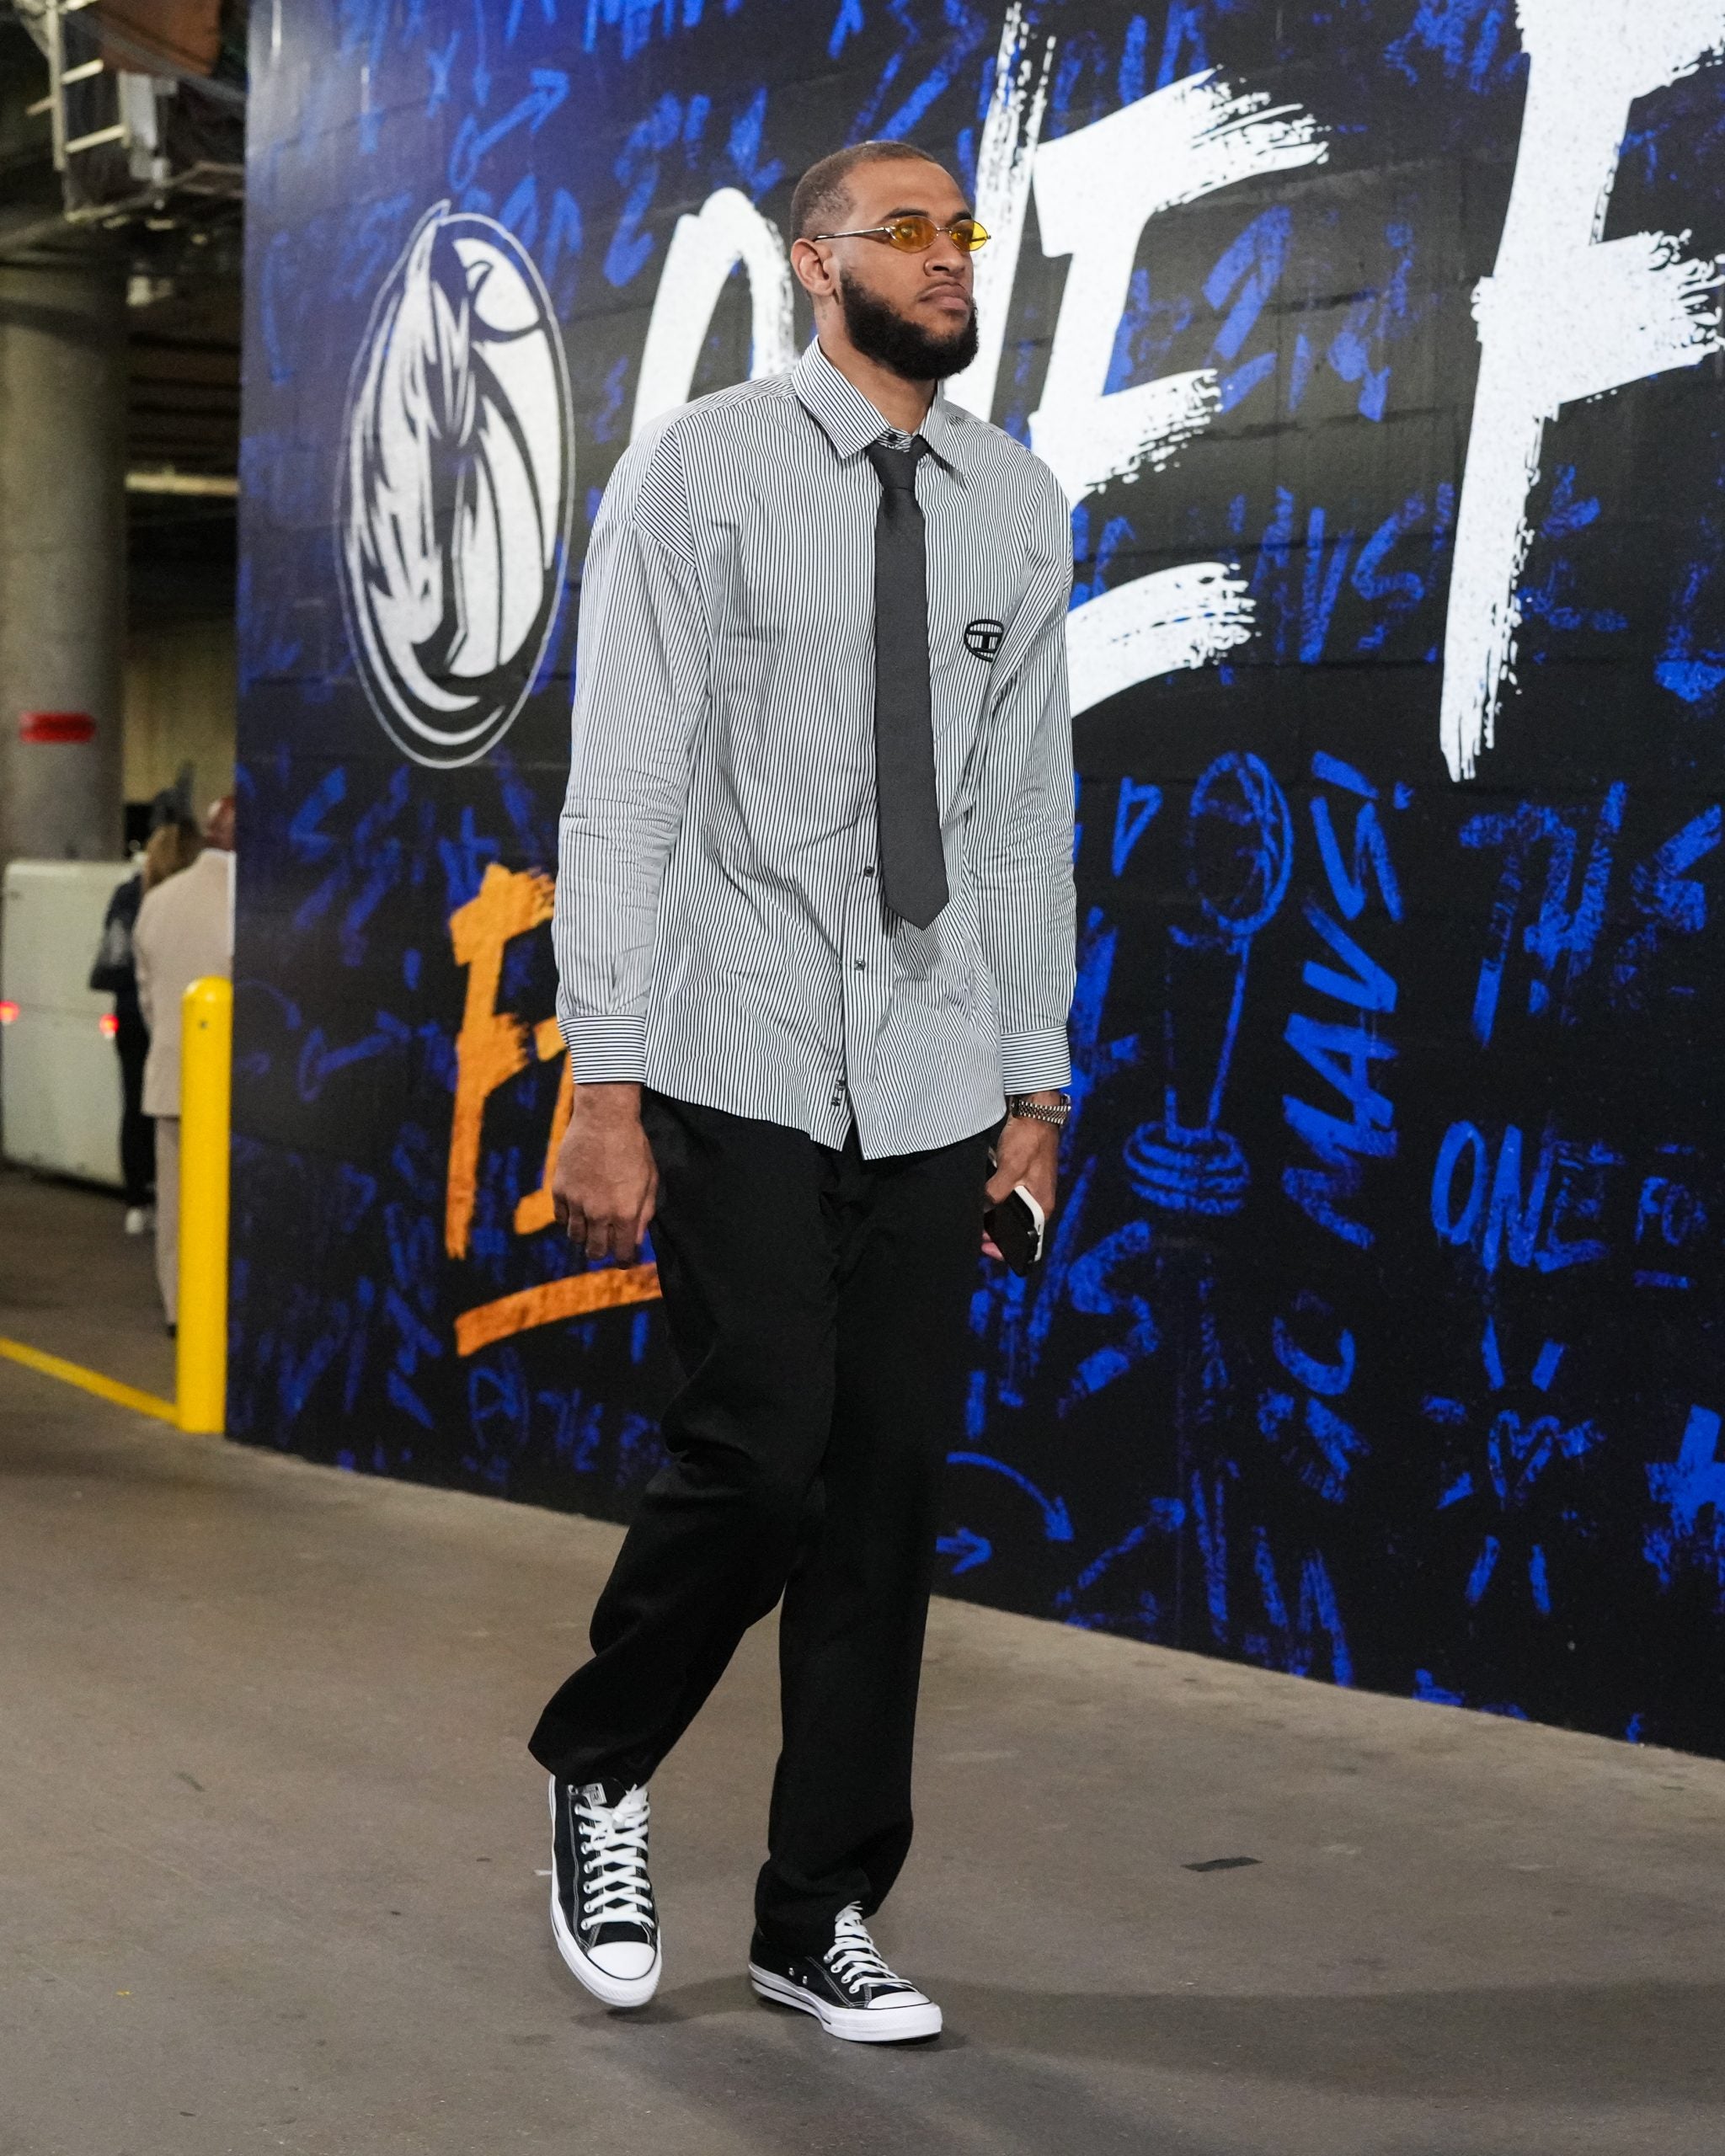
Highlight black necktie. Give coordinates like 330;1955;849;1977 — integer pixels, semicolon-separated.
865;438;948;930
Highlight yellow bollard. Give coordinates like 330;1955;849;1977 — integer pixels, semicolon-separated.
178;975;232;1434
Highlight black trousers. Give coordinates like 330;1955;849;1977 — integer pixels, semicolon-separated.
115;1005;153;1209
529;1090;992;1950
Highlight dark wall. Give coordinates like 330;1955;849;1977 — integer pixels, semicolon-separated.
236;0;1725;1753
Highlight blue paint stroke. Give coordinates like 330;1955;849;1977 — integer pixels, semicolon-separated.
947;1451;1074;1540
1311;772;1404;924
605;94;681;288
1646;1406;1725;1591
1658;545;1725;706
1204;208;1291;413
296;1011;411;1104
1156;0;1210;88
289;768;346;861
937;1526;993;1575
878;2;989;141
1353;492;1429;653
1072;1519;1151;1594
1465;1534;1499;1605
1130;753;1290;1218
1188;1470;1230;1644
726;87;784;197
1461;787;1632;1043
829;0;863;59
1300;505;1356;663
1258;1387;1366;1503
449;69;569;192
1251;1529;1354;1684
1300;899;1397;1013
1386;0;1514;94
1616;806;1722;1010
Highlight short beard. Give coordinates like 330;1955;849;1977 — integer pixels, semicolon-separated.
837;270;979;384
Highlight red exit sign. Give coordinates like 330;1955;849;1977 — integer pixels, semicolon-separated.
18;712;95;744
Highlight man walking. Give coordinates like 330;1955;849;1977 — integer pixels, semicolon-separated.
533;140;1075;2042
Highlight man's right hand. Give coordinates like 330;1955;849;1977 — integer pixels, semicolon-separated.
551;1081;658;1264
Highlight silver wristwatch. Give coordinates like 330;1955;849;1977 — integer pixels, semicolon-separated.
1006;1093;1071;1129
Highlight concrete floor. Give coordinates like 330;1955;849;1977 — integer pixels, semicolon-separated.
3;1178;1725;2153
0;1164;174;1398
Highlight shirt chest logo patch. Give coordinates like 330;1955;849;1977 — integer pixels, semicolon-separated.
964;618;1005;661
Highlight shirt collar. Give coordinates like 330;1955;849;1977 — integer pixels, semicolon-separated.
792;339;962;474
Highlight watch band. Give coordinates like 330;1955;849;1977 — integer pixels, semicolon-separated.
1007;1094;1071;1129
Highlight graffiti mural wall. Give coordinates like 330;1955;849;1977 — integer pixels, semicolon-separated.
237;0;1725;1753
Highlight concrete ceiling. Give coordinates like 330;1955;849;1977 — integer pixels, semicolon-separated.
1;12;243;616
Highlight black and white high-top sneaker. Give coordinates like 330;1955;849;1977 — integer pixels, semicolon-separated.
748;1903;941;2042
547;1776;661;2009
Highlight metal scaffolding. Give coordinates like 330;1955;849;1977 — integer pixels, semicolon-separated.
18;0;242;229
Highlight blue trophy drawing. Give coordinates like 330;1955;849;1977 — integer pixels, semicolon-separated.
1125;752;1293;1216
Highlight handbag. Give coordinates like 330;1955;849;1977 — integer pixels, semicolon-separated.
89;892;137;995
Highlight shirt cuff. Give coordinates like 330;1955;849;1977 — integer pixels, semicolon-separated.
999;1027;1071;1095
560;1014;647;1085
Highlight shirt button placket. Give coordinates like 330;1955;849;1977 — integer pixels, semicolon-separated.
841;846;877;1132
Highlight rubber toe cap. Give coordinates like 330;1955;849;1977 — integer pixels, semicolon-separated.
590;1940;658;1983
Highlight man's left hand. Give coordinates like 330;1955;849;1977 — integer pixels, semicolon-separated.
984;1101;1062;1257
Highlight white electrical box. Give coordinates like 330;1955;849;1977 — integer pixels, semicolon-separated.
1;859;131;1188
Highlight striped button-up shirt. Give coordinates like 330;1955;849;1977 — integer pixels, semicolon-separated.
554;339;1076;1160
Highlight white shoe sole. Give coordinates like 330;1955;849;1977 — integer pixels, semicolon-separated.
547;1784;661;2009
749;1963;943;2043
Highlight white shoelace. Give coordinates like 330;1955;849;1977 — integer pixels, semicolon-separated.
572;1785;654;1934
825;1903;911;1995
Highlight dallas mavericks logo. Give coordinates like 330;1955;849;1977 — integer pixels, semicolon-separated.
338;203;574;768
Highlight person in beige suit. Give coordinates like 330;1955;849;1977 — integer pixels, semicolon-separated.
133;798;236;1330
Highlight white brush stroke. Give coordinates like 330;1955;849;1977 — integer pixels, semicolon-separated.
1029;70;1327;507
1440;0;1725;782
631;187;796;440
1067;563;1257;715
1028;70;1325;712
945;2;1053;423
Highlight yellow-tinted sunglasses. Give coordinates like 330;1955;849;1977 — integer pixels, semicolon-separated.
811;214;991;254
